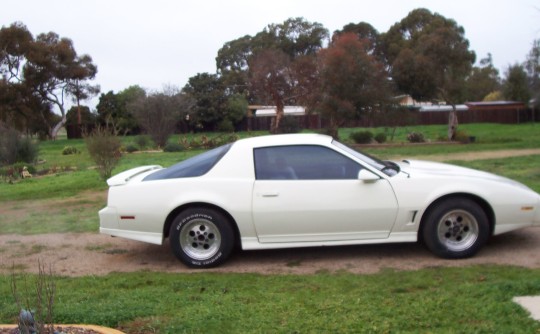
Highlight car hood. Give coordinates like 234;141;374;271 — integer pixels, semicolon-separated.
397;159;531;190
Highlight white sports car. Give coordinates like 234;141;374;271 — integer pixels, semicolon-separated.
99;133;540;268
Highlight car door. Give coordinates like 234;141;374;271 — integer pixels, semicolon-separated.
252;145;399;243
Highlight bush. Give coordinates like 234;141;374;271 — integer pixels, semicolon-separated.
0;125;39;166
407;132;425;143
85;127;122;180
374;133;387;144
135;135;152;150
125;144;139;153
350;131;374;144
277;116;301;134
217;119;235;133
163;142;184;152
62;146;79;155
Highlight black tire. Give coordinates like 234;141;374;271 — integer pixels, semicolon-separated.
169;208;234;268
422;198;489;259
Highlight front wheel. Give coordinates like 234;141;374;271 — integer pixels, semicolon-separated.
169;208;234;268
422;198;489;259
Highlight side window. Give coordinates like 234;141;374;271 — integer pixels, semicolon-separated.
254;145;362;180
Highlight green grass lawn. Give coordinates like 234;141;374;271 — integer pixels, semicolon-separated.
1;266;539;333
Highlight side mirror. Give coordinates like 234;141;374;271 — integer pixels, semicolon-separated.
358;169;380;182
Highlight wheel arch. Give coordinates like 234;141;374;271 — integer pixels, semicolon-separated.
419;193;495;237
163;203;241;248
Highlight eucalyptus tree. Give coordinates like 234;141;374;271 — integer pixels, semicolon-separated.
381;8;475;139
0;22;99;139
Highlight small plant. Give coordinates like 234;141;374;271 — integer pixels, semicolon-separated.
125;144;139;153
163;142;184;152
85;127;122;180
350;131;374;144
374;133;387;144
61;146;79;155
455;130;473;143
11;261;56;333
407;132;425;143
135;135;152;150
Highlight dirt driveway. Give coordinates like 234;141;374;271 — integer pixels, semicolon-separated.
1;148;540;277
1;228;540;277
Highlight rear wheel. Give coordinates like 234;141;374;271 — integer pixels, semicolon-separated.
169;208;234;268
422;198;489;259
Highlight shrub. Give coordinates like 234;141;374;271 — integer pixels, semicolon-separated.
407;132;425;143
125;144;139;153
374;133;387;144
455;130;472;143
0;125;40;166
217;119;235;133
135;135;152;150
85;127;122;180
62;146;79;155
350;131;374;144
163;142;184;152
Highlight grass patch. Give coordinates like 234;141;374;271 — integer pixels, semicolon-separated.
452;155;540;193
0;266;539;332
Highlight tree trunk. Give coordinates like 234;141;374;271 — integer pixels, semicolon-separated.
448;105;458;141
270;102;285;134
50;116;66;140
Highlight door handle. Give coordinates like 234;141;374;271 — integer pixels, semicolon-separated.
261;192;279;197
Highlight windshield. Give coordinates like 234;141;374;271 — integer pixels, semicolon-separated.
143;143;232;181
332;140;399;177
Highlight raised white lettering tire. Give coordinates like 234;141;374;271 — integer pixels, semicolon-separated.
170;208;234;268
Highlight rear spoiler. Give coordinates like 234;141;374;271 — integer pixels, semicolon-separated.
106;165;162;186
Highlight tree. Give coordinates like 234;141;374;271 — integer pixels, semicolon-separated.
183;73;225;131
335;22;382;60
502;64;531;103
217;17;329;132
216;35;253;97
525;39;540;108
23;32;99;139
129;87;192;147
0;22;33;82
465;54;500;101
315;33;392;138
249;49;294;133
0;22;55;136
381;8;475;140
221;94;248;132
96;86;145;135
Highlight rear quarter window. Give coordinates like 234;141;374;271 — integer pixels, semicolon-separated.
143;143;232;181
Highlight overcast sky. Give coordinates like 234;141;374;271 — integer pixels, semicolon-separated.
2;0;539;107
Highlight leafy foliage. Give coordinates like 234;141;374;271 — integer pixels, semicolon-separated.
316;33;391;138
382;8;475;104
0;22;99;139
407;132;426;143
350;130;374;144
0;124;39;166
503;64;531;103
129;88;192;147
84;127;122;180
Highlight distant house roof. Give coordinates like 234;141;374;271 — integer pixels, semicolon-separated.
465;101;526;110
250;106;306;117
419;105;468;112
